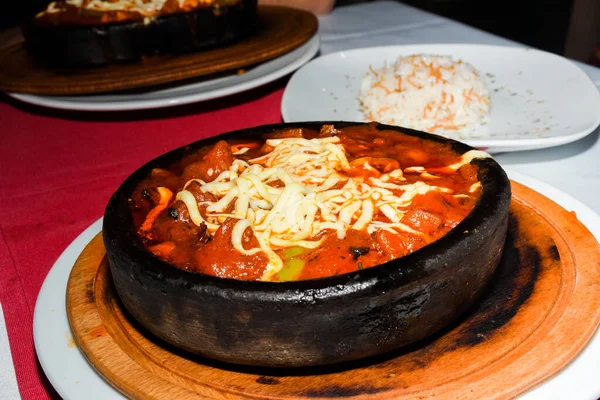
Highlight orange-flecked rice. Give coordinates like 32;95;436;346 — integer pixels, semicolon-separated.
358;54;491;139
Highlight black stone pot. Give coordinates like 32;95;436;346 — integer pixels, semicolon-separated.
24;0;257;67
103;122;511;368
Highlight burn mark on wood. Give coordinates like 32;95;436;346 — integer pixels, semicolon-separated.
453;235;539;348
86;281;95;304
304;384;390;398
256;376;280;385
548;245;560;261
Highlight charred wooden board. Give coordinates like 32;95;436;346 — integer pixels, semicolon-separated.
66;180;600;400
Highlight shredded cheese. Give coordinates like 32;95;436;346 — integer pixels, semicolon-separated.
44;0;218;17
169;137;490;281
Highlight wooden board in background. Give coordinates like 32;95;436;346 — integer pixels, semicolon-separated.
66;181;600;399
0;6;317;95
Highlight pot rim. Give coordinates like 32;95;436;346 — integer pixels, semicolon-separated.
103;121;511;301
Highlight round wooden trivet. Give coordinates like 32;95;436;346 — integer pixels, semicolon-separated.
66;181;600;399
0;6;317;95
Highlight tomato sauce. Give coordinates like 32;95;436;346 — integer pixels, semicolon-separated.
130;124;483;281
34;0;240;26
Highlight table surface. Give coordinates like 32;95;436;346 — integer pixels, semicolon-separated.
1;1;599;399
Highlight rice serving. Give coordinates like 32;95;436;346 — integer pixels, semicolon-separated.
358;54;491;138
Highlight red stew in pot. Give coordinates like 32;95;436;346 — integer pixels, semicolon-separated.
130;124;489;281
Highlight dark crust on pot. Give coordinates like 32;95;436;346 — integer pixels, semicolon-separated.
103;121;511;367
23;0;258;67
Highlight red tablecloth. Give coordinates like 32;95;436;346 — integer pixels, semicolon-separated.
0;79;285;399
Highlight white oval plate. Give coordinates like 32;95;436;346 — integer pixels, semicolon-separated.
281;44;600;153
33;171;600;400
9;35;320;112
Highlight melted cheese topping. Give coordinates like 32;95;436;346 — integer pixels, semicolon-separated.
175;137;489;281
68;0;168;13
42;0;216;16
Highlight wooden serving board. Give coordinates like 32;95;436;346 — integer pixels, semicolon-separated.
66;181;600;399
0;6;317;95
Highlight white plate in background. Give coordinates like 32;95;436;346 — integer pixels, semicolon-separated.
33;170;600;399
281;44;600;153
9;35;320;112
